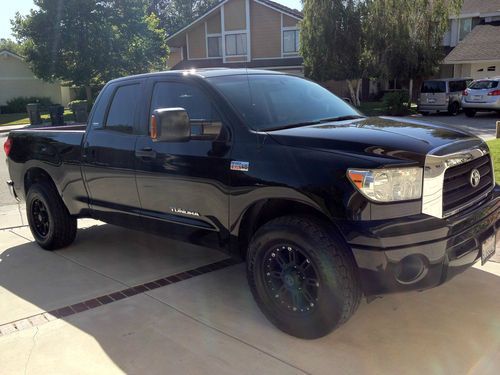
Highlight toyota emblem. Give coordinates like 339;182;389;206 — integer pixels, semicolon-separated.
470;169;481;188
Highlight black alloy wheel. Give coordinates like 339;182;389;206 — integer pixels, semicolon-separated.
247;215;362;339
262;244;320;314
31;198;50;238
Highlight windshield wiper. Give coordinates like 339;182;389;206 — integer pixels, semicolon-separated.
264;120;322;132
318;115;366;123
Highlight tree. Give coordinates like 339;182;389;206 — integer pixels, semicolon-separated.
301;0;367;106
149;0;219;35
12;0;168;102
0;38;24;56
365;0;462;106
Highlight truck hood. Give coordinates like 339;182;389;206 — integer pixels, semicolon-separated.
266;116;479;165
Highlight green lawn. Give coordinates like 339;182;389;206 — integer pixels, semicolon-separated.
357;101;418;116
0;110;74;126
487;139;500;182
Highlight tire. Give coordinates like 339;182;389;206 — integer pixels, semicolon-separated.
26;182;77;250
464;109;476;117
448;102;460;116
246;215;361;339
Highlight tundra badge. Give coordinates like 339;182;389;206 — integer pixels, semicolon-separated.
230;161;249;172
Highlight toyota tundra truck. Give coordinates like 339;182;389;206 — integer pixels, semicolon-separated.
4;69;499;339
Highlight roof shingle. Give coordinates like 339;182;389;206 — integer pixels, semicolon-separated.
444;23;500;63
460;0;500;15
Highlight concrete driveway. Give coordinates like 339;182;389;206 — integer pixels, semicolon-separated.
1;205;499;374
404;111;500;140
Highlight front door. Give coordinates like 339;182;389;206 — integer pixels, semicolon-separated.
134;78;232;245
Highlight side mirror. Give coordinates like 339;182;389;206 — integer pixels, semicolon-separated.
150;108;190;142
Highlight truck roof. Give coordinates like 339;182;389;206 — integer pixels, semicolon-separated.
108;68;283;84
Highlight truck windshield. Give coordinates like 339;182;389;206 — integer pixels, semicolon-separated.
207;74;361;131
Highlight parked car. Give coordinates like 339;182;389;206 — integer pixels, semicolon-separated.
4;69;499;339
417;78;471;116
462;77;500;117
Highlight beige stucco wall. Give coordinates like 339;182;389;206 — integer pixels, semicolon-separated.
188;22;206;59
251;1;281;58
0;54;65;106
224;0;246;31
453;63;472;78
206;11;221;34
282;14;299;28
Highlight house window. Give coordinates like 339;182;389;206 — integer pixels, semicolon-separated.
283;29;299;54
207;36;222;57
487;66;496;72
225;33;247;56
458;18;472;41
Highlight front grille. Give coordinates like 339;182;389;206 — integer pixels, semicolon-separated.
442;154;493;215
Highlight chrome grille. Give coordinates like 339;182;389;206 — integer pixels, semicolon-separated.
442;154;493;215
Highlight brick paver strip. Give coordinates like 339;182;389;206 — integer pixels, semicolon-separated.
0;258;240;337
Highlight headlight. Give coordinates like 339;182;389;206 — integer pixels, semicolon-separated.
347;167;423;202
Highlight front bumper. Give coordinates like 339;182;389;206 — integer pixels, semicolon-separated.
339;185;500;295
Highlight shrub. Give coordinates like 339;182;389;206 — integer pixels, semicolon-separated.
4;96;53;114
68;100;90;113
382;91;410;116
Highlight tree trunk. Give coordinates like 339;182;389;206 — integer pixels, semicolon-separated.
355;79;362;106
408;79;414;109
346;79;361;107
85;85;92;103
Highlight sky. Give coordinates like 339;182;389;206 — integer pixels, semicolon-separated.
0;0;303;40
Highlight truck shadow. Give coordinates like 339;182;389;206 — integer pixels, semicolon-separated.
0;224;499;373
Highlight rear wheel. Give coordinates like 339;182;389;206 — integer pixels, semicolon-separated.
246;216;361;339
26;182;77;250
448;102;460;116
464;109;476;117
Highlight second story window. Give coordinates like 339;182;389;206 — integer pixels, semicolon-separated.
458;18;472;41
283;29;299;54
225;33;247;56
207;36;222;57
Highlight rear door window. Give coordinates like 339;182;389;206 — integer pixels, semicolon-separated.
469;80;499;90
421;81;446;93
105;84;140;133
448;80;467;92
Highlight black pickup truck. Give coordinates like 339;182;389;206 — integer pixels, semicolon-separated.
5;69;499;338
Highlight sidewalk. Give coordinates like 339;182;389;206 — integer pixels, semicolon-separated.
0;124;28;133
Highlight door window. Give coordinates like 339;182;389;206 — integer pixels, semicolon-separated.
150;82;222;140
105;84;140;133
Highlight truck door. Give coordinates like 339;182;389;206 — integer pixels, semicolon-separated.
134;78;232;245
81;81;143;220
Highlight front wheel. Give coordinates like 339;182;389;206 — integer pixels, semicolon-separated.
27;182;77;250
464;109;476;117
246;216;361;339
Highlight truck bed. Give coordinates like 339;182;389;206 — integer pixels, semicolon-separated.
7;124;88;214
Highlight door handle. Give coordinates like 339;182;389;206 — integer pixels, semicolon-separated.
135;147;156;159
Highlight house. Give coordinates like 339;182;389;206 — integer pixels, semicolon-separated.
442;0;500;79
0;50;70;108
165;0;304;75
